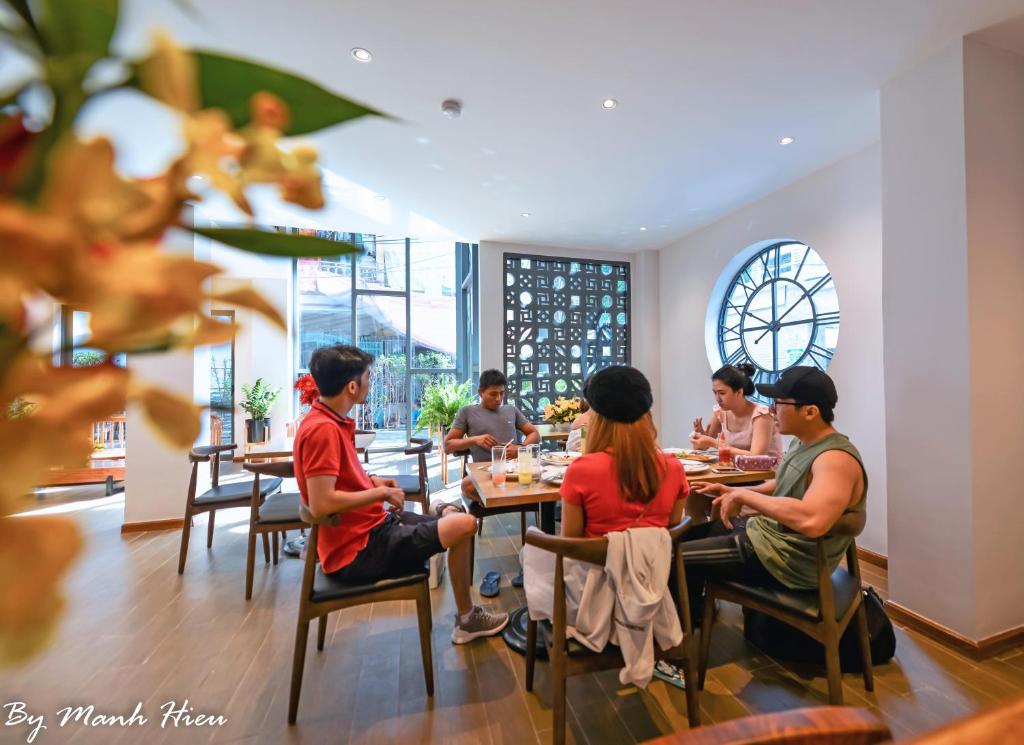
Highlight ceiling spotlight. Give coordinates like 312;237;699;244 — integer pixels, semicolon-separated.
441;99;462;118
374;195;387;201
779;136;794;145
521;212;531;218
602;98;618;110
640;226;648;231
351;48;372;62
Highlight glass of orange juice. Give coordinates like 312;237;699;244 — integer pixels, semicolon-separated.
491;446;507;486
517;444;537;485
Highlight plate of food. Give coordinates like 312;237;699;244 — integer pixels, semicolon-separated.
662;447;687;456
541;451;582;466
541;466;565;484
682;462;710;474
680;450;717;463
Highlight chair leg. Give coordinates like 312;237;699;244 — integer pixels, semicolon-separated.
520;512;527;544
854;599;874;692
525;619;537;691
262;532;270;564
697;591;716;690
272;531;279;566
288;615;311;724
552;642;567;745
468;533;476;583
415;582;435;696
245;531;257;600
683;644;701;727
206;510;216;548
177;505;193;574
316;614;327;651
822;621;844;705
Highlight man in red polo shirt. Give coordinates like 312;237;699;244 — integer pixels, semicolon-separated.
294;344;508;643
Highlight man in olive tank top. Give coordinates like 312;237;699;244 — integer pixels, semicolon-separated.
682;366;867;620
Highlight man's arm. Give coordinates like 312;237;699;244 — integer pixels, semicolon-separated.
691;479;777;498
715;451;861;537
306;475;403;519
519;420;540;445
445;426;495;452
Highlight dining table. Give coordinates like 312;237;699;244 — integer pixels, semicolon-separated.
535;424;570;443
467;456;775;655
232;432;377;463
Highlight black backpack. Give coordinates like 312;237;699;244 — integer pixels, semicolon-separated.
742;586;896;672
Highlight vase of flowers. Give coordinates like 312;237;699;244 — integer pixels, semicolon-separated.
544;397;582;430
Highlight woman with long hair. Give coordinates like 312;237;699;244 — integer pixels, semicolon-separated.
690;363;783;459
560;366;688;538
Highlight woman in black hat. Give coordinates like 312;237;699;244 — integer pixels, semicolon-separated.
560;366;688;539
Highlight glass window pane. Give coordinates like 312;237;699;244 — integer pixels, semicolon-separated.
355;295;407;441
297;255;353;369
411;241;457;369
357;237;406;291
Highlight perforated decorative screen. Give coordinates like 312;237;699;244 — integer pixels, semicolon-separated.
503;253;630;419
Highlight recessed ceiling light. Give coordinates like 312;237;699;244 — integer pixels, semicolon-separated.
351;48;372;62
640;226;648;231
521;212;531;218
779;136;794;145
374;195;387;201
601;98;618;110
415;136;430;145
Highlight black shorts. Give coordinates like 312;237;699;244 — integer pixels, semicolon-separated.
329;511;444;584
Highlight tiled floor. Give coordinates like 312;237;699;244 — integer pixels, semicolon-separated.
4;452;1022;744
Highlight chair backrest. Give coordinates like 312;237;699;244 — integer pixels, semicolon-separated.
243;460;297;523
826;511;866;538
296;501;341;604
210;414;223;445
524;518;696;642
814;510;868;617
187;443;238;491
405;437;433;493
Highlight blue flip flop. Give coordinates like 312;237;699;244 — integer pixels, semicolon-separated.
479;570;500;597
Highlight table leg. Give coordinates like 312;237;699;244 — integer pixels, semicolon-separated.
503;500;556;657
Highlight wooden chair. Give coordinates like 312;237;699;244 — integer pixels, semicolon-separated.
210;414;223;446
464;490;540;580
643;706;889;745
524;520;701;745
375;437;433;512
177;444;283;574
242;462;306;599
288;501;434;724
698;512;874;706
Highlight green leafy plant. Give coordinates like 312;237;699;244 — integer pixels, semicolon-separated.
414;380;474;433
240;378;281;420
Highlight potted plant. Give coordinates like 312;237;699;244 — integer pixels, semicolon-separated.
240;378;282;443
415;379;474;446
544;396;583;431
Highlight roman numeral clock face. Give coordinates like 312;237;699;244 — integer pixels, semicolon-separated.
717;242;840;403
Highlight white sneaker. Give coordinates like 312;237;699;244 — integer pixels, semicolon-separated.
451;605;509;644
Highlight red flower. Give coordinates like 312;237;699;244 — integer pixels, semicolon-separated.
294;374;319;406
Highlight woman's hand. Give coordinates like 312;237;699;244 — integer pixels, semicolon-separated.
692;417;706;435
690;433;717;450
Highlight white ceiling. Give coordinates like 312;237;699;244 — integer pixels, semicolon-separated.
113;0;1024;250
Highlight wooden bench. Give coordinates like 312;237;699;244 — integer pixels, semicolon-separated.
39;459;125;496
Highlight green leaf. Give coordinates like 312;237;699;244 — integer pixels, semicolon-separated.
191;227;363;258
193;50;389;135
38;0;118;62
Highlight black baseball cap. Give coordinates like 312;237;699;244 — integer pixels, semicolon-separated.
756;366;838;412
584;365;653;423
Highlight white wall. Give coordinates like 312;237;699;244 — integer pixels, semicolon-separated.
658;144;888;554
479;241;661;419
964;37;1024;638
